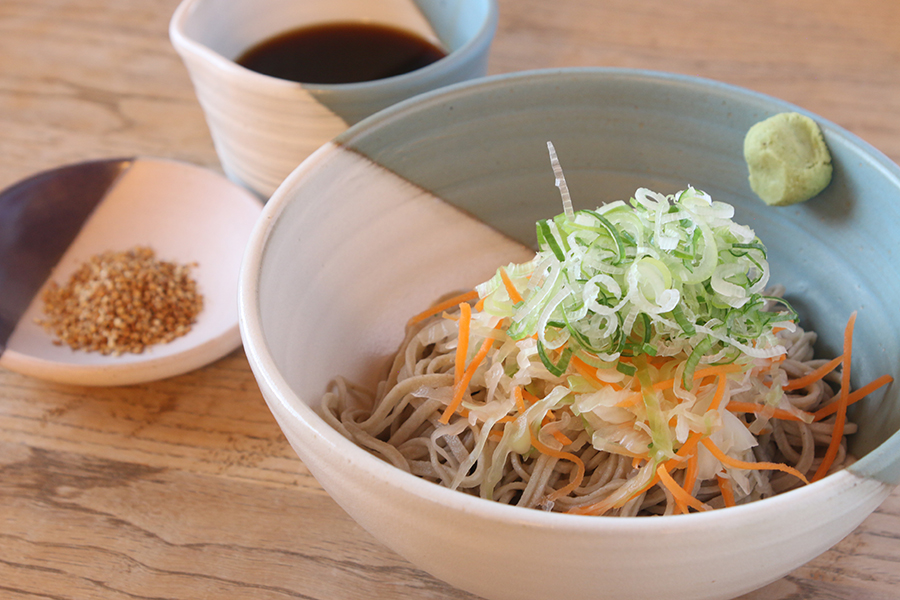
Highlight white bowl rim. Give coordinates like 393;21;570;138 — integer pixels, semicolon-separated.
238;67;898;533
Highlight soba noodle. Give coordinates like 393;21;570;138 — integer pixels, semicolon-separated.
321;285;854;516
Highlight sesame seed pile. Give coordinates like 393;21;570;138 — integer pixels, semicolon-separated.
37;246;204;355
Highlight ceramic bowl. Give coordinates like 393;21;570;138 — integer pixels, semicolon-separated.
238;68;900;600
170;0;498;198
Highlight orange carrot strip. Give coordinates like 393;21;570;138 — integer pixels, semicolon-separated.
662;430;704;473
439;326;499;424
498;267;524;304
522;389;541;405
783;354;844;391
529;430;585;501
726;402;808;422
701;437;809;484
408;290;478;325
669;451;700;514
551;429;574;446
539;408;559;428
616;364;741;408
813;312;856;482
683;452;699;492
551;429;572;446
656;464;708;513
454;302;472;386
708;373;728;411
571;356;623;391
813;374;894;421
571;464;660;516
717;475;736;508
513;386;527;413
657;364;743;395
615;393;642;408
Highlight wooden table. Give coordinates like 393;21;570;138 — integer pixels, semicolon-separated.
2;1;898;598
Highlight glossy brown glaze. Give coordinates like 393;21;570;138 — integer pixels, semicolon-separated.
0;159;131;351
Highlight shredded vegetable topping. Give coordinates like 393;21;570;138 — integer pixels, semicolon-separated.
321;159;893;516
476;185;797;374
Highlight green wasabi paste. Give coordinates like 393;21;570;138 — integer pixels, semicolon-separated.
743;112;832;206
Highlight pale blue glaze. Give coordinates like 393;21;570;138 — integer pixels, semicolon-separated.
336;68;900;485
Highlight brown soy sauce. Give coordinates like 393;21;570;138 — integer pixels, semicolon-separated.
236;22;447;85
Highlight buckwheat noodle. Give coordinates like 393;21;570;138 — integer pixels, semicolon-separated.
320;285;857;516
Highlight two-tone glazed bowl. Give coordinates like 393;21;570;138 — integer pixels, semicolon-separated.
238;69;900;600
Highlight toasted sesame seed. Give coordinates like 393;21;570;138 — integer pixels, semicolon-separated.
36;246;204;355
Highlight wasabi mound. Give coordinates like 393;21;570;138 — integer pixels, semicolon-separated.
743;112;832;206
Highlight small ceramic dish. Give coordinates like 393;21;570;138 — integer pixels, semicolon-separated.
0;157;263;386
239;69;900;600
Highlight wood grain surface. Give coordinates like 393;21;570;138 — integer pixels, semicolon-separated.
1;1;899;599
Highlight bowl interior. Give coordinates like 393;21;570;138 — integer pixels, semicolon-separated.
252;68;900;480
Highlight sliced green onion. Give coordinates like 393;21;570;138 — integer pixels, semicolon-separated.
682;336;713;390
537;340;574;377
616;361;636;376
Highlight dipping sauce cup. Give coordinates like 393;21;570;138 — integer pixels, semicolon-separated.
170;0;498;198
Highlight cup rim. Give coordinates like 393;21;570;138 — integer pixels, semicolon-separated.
169;0;499;92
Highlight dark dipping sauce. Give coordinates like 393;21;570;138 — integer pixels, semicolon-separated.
236;22;447;85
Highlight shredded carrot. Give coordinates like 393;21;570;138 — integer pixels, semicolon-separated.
551;429;574;446
541;409;556;426
669;449;699;514
679;431;704;457
813;373;894;421
765;352;788;364
701;437;809;484
522;389;541;405
664;431;704;470
649;355;675;369
616;364;741;408
783;354;843;391
499;267;524;304
454;302;472;386
615;393;641;408
656;464;708;512
439;324;500;424
813;312;857;482
408;290;478;325
474;296;486;312
513;386;527;413
726;402;808;422
571;356;623;391
529;430;585;501
717;475;736;508
708;372;728;411
684;451;699;489
603;440;697;514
